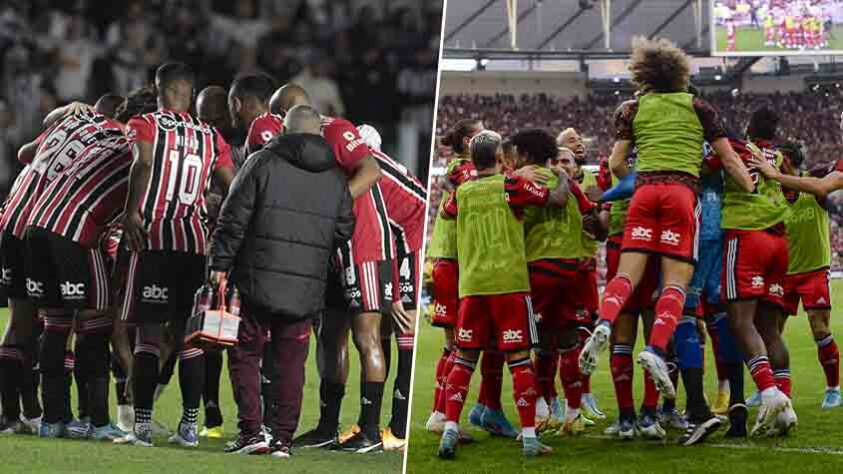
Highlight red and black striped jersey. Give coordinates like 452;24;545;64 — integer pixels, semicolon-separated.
126;109;234;255
27;134;132;248
321;115;393;263
245;112;284;156
372;149;427;253
0;112;124;239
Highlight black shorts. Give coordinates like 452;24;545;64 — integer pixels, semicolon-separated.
121;250;206;324
393;247;420;310
24;226;110;311
327;243;392;315
1;231;27;299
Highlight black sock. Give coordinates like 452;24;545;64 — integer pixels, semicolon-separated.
620;407;636;422
21;355;41;419
681;367;711;422
0;347;24;422
133;350;160;426
319;382;345;433
63;371;74;423
74;337;90;420
85;334;111;427
159;352;177;386
726;362;745;407
178;352;204;426
88;377;110;427
389;348;413;438
360;381;385;440
203;350;223;428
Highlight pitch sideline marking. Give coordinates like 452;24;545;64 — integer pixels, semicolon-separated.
582;434;843;455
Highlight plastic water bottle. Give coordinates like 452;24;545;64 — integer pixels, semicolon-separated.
228;287;241;317
194;283;213;315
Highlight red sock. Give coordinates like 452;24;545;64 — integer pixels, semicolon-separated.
643;370;660;410
599;276;634;325
433;348;452;412
817;335;840;388
582;374;591;395
480;350;505;410
610;344;634;411
707;321;728;385
559;346;583;409
534;351;558;402
747;355;777;392
444;358;476;423
509;358;538;429
436;350;457;414
649;286;685;352
773;370;792;398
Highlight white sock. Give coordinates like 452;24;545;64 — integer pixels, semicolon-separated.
535;397;550;418
829;385;840;392
444;421;459;433
718;380;730;392
432;410;445;417
522;427;537;439
760;387;778;403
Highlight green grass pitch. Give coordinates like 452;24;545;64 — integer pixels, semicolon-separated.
406;280;843;473
714;25;843;53
0;312;403;474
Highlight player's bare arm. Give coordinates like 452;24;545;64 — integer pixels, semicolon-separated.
511;165;550;186
712;137;754;192
609;140;633;178
42;101;94;127
122;141;153;252
16;140;38;164
546;168;570;208
348;153;382;199
752;153;843;197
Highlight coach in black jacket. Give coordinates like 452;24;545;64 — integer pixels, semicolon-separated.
209;105;354;454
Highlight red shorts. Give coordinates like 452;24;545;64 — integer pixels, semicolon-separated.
582;258;599;316
722;229;788;307
456;292;537;352
622;183;699;263
606;235;661;313
431;259;458;328
528;259;591;329
783;269;831;316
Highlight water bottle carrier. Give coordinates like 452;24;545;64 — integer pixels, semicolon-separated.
184;278;241;350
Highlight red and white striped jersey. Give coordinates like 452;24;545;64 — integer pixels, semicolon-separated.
321;115;393;263
126;109;234;255
0;112;124;239
27;134;132;248
372;149;427;253
245;112;284;156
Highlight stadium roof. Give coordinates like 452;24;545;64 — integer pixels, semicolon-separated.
443;0;712;57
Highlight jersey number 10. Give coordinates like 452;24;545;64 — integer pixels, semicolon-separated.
165;150;203;205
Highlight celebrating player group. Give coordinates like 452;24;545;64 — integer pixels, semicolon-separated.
425;36;843;460
0;60;426;457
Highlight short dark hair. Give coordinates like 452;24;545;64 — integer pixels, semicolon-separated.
230;74;275;103
116;86;157;123
469;130;502;169
441;119;482;155
94;93;125;119
509;129;557;166
155;62;194;90
746;101;778;140
778;141;805;169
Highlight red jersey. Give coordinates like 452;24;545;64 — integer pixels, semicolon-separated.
126;110;234;255
28;134;132;248
1;112;124;239
321;116;392;262
245;112;284;156
372;149;427;253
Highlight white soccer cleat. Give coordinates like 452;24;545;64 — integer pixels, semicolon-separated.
579;323;611;375
751;390;789;437
113;431;153;447
637;350;676;399
768;401;797;437
425;411;446;434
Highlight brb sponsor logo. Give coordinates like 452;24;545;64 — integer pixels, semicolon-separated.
26;278;44;297
142;284;169;303
751;276;765;289
342;131;365;152
60;281;85;300
631;226;653;241
660;230;681;246
457;328;473;342
502;329;523;343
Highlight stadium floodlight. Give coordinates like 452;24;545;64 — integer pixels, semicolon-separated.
714;74;722;80
612;77;620;83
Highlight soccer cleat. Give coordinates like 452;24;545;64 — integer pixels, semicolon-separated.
66;419;93;439
769;403;797;437
467;403;486;429
557;413;586;437
223;433;270;454
745;391;761;407
18;416;41;435
113;431;153;447
293;427;338;448
678;417;722;446
638;413;666;440
617;419;637;440
581;394;606;420
168;422;199;447
480;408;518;438
425;412;446;433
339;424;361;444
659;407;688;430
751;390;789;437
457;427;474;444
522;436;553;457
712;390;730;415
724;404;748;438
39;421;66;438
437;427;459;459
0;418;15;435
261;424;273;444
603;421;620;436
199;425;224;438
637;350;676;399
116;404;134;432
579;323;611;375
821;388;841;409
270;442;292;459
334;430;383;454
382;427;406;452
93;423;129;441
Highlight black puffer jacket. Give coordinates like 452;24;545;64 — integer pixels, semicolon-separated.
210;133;355;321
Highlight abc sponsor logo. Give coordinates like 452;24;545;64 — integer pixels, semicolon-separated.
502;329;523;342
768;283;784;297
457;328;473;342
1;267;11;284
60;281;85;300
142;284;169;303
434;303;447;317
26;278;44;296
660;230;681;246
631;226;653;241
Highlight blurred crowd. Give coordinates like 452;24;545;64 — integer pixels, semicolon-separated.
0;0;440;192
431;89;843;271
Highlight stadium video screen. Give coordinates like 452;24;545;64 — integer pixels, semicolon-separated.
711;0;843;56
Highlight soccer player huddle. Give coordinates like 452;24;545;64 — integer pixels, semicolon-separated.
426;37;843;460
0;60;426;457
